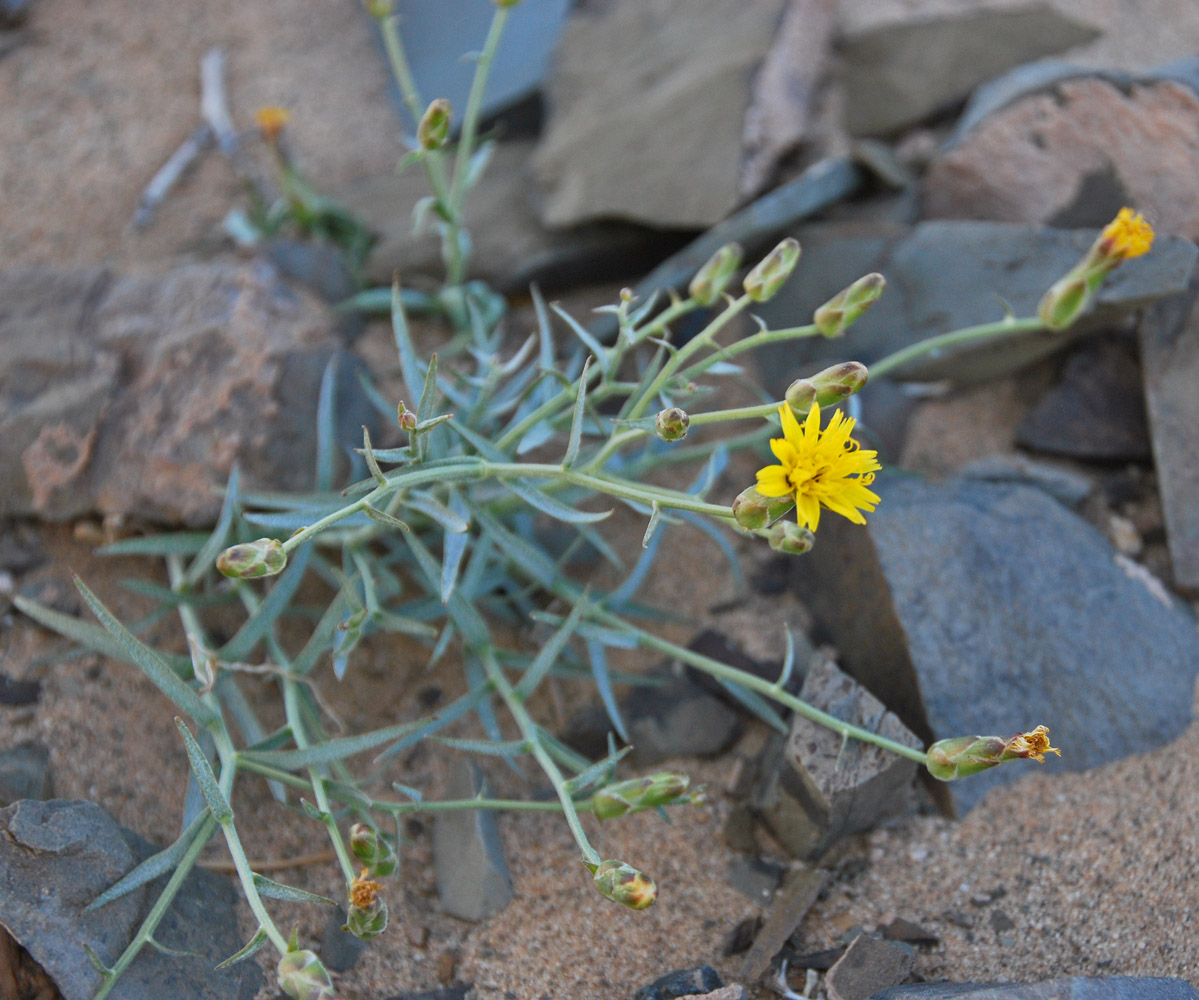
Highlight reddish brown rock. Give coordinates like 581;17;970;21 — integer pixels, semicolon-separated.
924;76;1199;239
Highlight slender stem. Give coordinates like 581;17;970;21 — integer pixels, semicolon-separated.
448;7;508;217
679;322;819;383
220;818;290;952
282;496;371;554
870;316;1046;381
480;648;602;866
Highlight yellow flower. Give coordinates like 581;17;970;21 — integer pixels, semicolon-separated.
1098;207;1154;261
254;105;291;142
755;403;880;532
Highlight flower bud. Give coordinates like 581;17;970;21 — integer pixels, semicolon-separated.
217;538;287;579
493;0;523;6
254;106;291;144
809;361;869;408
592;772;690;821
688;243;743;306
364;0;394;16
814;272;886;338
761;519;815;555
654;407;690;442
588;859;658;910
927;725;1059;781
743;238;801;302
783;379;817;415
417;99;451;151
349;823;397;878
397;401;418;433
277;947;337;1000
343;870;388;939
732;485;796;531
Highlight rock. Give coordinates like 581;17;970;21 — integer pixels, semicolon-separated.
0;0;31;28
0;520;44;574
635;965;724;1000
432;760;513;922
959;454;1093;509
0;670;41;707
739;866;827;982
883;917;939;946
870;978;1199;999
754;654;920;860
678;987;746;1000
925;68;1199;240
386;987;473;1000
725;856;786;906
0;742;52;805
838;6;1099;137
319;906;368;973
0;799;260;1000
789;476;1199;814
1139;286;1199;590
1016;336;1151;461
825;935;915;1000
533;0;794;228
0;261;379;526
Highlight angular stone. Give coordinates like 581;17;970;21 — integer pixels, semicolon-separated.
1139;287;1199;590
1016;336;1151;461
754;655;920;859
925;70;1199;240
0;261;379;525
739;866;827;982
825;935;914;1000
839;6;1098;137
0;742;52;806
959;454;1093;510
635;966;724;1000
678;987;746;1000
0;799;260;1000
870;978;1199;999
432;760;513;922
789;476;1199;814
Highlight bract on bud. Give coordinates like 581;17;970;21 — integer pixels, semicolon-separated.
654;407;690;442
588;859;658;910
592;772;690;821
216;538;287;579
732;485;796;531
927;725;1059;781
349;823;397;878
809;361;869;408
418;99;452;151
688;243;743;306
277;947;337;1000
761;519;815;555
814;272;886;337
743;238;801;302
784;379;817;415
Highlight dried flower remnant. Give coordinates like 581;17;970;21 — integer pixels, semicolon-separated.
754;403;880;533
927;725;1060;781
254;105;291;144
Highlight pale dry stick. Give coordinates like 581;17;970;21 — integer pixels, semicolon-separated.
132;123;212;229
199;47;272;202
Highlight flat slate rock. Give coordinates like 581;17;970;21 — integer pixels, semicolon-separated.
825;934;914;1000
789;475;1199;814
635;965;724;1000
870;978;1199;999
0;799;259;1000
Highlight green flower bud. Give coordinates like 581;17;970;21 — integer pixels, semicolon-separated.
926;725;1058;781
216;538;287;579
809;361;869;408
277;947;337;1000
418;99;452;151
493;0;523;6
654;407;690;442
363;0;394;18
397;401;418;433
1037;275;1090;331
588;859;657;910
343;870;388;939
732;485;796;531
761;519;815;556
783;378;817;415
592;772;690;821
743;238;801;303
814;272;886;337
349;823;397;878
688;243;743;306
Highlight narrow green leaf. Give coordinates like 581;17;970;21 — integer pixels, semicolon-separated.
16;594;133;665
585;638;629;743
239;717;430;770
515;598;586;698
440;490;471;603
252;873;334;905
473;509;557;588
315;356;338;493
291;588;350;676
563;356;590;469
432;736;530;757
175;719;232;822
374;684;491;763
218;543;312;662
185;465;241;586
405;491;469;533
445;418;507;461
403;531;488;646
97;533;210;557
716;678;788;734
215;927;270;970
778;626;796;690
71;581;218;728
551;303;608;373
362;427;387;487
87;811;214;910
364;504;410;531
392;279;425;406
83;945;115;977
145;935;202;959
642;501;662;549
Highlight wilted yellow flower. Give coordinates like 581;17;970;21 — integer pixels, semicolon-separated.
349;870;382;910
1002;725;1060;763
254;105;291;142
1098;207;1154;261
755;403;880;533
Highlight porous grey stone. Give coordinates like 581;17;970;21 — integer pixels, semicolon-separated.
789;475;1199;814
0;742;52;806
825;935;915;1000
870;978;1199;999
959;454;1093;509
432;761;513;922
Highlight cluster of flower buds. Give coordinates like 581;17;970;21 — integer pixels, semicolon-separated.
343;869;388;939
418;99;451;151
654;407;690;442
348;823;397;878
743;238;801;302
926;725;1060;781
216;538;287;579
1037;208;1154;330
688;243;743;306
591;772;690;820
731;485;797;531
814;273;886;338
277;936;338;1000
759;519;814;555
587;859;658;910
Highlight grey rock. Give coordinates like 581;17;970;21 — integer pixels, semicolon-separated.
1140;286;1199;590
959;454;1093;509
725;855;786;906
739;866;827;982
678;987;746;1000
0;0;31;28
0;261;380;525
870;978;1199;999
789;476;1199;814
825;935;914;1000
0;519;45;574
635;965;724;1000
432;760;513;922
0;742;52;805
386;988;473;1000
319;905;368;973
0;798;260;1000
533;0;789;228
0;670;41;707
838;6;1099;137
754;655;920;860
882;917;939;946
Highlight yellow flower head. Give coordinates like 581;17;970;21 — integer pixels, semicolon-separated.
350;869;382;909
254;105;291;143
1099;207;1154;261
1002;725;1061;763
755;403;880;532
